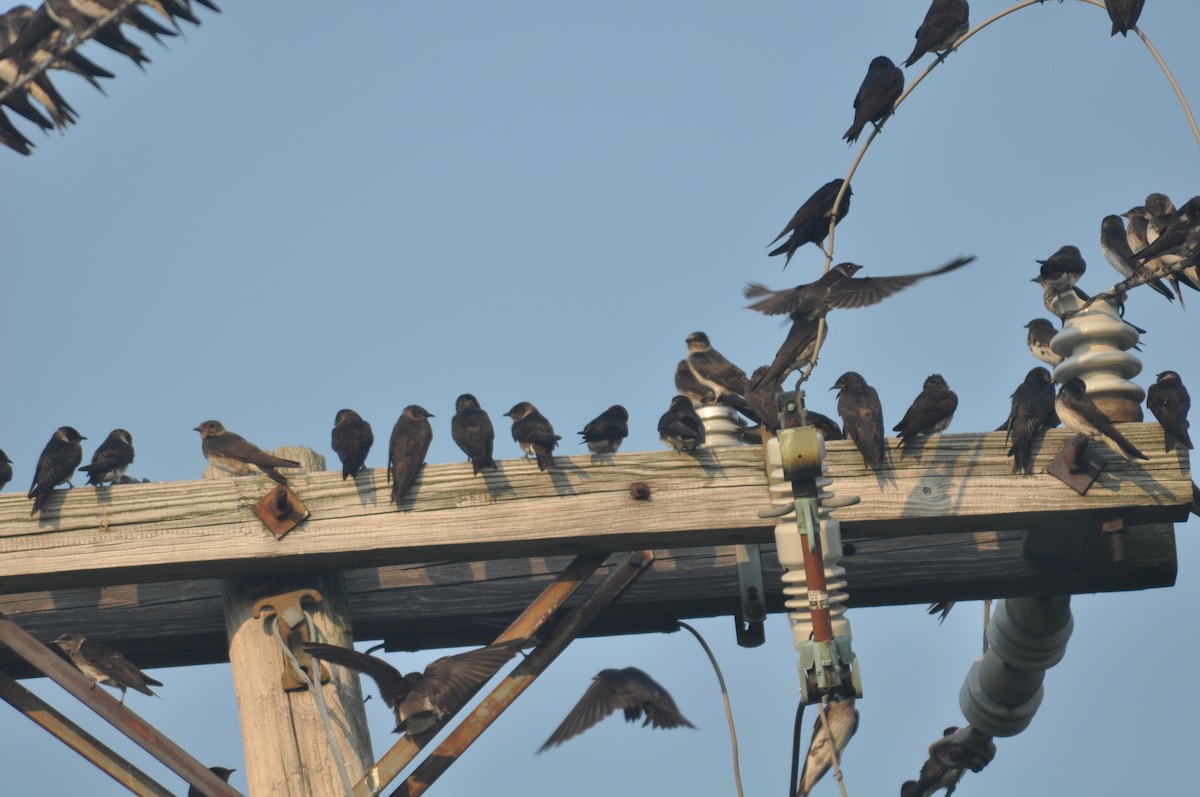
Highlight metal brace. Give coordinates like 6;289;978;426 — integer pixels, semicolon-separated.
252;485;309;540
252;588;330;692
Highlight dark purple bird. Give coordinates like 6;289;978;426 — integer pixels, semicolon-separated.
832;372;885;469
78;428;134;486
1146;370;1192;452
28;426;85;515
451;394;497;474
1105;0;1145;37
331;409;374;480
903;0;970;67
539;667;694;752
843;56;904;144
388;405;434;506
767;178;852;266
1004;367;1058;475
893;374;958;445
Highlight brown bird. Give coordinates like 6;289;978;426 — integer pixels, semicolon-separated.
685;331;748;406
674;359;716;406
303;640;523;736
539;667;694;752
194;421;300;486
451;394;497;474
903;0;970;67
1146;370;1192;452
798;699;859;796
832;372;885;469
843;56;904;143
767;178;852;266
505;401;561;471
331;409;374;480
1056;377;1148;462
28;426;85;515
1004;367;1059;475
893;374;958;445
53;633;162;704
387;405;434;506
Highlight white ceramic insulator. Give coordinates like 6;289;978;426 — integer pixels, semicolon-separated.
959;596;1073;737
1047;291;1144;406
697;404;748;448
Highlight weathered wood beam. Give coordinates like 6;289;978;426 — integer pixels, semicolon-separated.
0;426;1189;594
0;523;1176;675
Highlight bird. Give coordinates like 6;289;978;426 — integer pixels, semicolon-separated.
1122;205;1194;305
188;767;235;797
0;106;32;155
926;601;954;623
330;409;374;480
674;359;716;406
806;410;845;442
52;633;162;704
903;0;970;67
1055;377;1148;462
302;639;524;736
0;6;114;94
1146;370;1192;452
685;331;748;406
0;448;12;491
745;366;783;433
1100;214;1174;301
579;405;629;454
1131;196;1200;266
78;428;134;486
1024;318;1062;366
833;372;885;469
451;394;497;474
387;405;434;507
1004;367;1059;475
798;699;859;797
0;16;77;132
28;426;85;515
539;667;694;752
893;374;958;445
505;402;560;471
1035;245;1086;292
843;56;904;143
767;178;852;266
658;394;706;450
194;421;300;486
748;315;825;395
1105;0;1145;36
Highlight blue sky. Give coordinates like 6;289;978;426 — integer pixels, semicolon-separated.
1;1;1197;794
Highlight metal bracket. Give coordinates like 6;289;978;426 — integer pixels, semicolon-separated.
252;485;309;540
1047;433;1104;495
252;589;329;692
733;544;766;648
1101;516;1128;563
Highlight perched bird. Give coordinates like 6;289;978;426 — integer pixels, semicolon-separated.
1100;214;1174;301
658;394;706;451
903;0;970;67
194;421;300;486
0;105;32;155
674;359;716;406
1131;196;1200;265
1032;275;1089;321
52;633;161;704
387;405;434;506
1105;0;1145;36
1004;367;1059;475
0;6;114;94
28;426;85;515
579;405;629;454
893;374;958;445
1024;318;1062;366
451;394;497;474
833;372;885;469
78;428;134;486
302;640;523;735
540;667;694;752
330;409;374;480
900;727;967;797
0;15;77;131
1146;371;1192;452
748;315;825;394
1035;245;1086;292
806;411;845;442
745;366;784;433
1123;205;1192;304
1056;377;1148;462
767;178;852;266
685;331;747;406
798;699;859;797
505;402;560;471
187;767;235;797
843;56;904;144
0;448;12;491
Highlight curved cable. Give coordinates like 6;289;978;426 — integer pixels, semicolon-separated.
678;621;744;797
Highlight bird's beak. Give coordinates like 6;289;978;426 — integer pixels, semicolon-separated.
193;426;201;432
1030;277;1039;283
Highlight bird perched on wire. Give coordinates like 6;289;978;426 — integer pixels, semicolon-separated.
539;667;694;752
78;428;134;486
767;178;852;266
893;374;958;446
0;448;12;492
451;393;497;474
331;409;374;480
684;331;748;407
505;401;561;471
579;405;629;455
833;372;885;469
187;767;235;797
302;640;524;736
28;426;85;515
903;0;970;67
388;405;434;507
745;257;974;391
1146;370;1192;452
843;56;904;143
0;12;77;132
1024;318;1062;366
658;395;706;451
1004;367;1059;475
0;6;114;94
1056;377;1148;462
194;421;301;486
1131;196;1200;267
1105;0;1145;37
1099;214;1174;302
52;633;162;704
798;699;859;797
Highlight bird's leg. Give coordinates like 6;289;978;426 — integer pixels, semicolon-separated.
119;687;126;705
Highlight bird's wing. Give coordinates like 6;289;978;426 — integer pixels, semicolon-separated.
422;639;524;711
825;256;974;309
302;643;406;708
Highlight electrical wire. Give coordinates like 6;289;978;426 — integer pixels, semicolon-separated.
677;621;744;797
